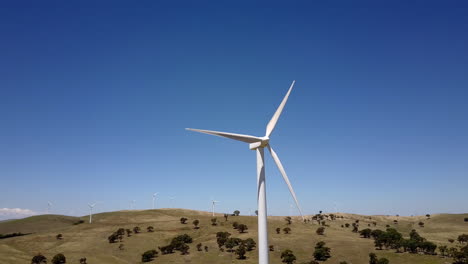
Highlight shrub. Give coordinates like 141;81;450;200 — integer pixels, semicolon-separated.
51;253;66;264
269;245;274;251
464;217;468;222
196;243;202;251
285;216;292;225
233;221;239;229
211;218;217;226
180;217;188;224
147;226;154;232
418;222;424;227
276;227;281;234
244;238;256;251
133;226;141;234
73;220;85;225
56;234;63;240
79;258;87;264
193;219;200;229
283;227;291;234
141;249;158;262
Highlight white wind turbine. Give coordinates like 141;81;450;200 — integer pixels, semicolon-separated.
169;196;176;208
88;203;96;223
211;200;220;217
47;201;53;214
187;80;304;264
129;200;136;210
152;193;158;209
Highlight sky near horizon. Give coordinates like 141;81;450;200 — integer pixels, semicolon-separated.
1;1;468;220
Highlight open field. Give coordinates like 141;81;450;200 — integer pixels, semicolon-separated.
1;209;466;264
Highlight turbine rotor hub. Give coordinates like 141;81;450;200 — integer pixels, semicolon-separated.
249;137;269;150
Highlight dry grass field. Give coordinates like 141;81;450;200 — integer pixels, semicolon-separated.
0;209;466;264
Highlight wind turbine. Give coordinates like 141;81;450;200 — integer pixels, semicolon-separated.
152;193;158;209
169;196;175;208
88;203;96;223
187;80;304;264
129;200;136;210
47;201;53;214
211;200;220;217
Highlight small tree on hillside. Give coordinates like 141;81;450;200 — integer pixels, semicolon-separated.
211;218;218;226
196;243;203;251
235;243;247;259
283;227;291;234
224;214;229;221
285;216;292;225
51;253;66;264
193;219;200;229
464;217;468;222
234;210;240;216
276;227;281;234
359;228;372;238
237;224;248;233
147;226;154;232
281;249;296;264
369;253;378;264
141;250;158;262
244;238;256;251
376;258;389;264
233;221;239;229
313;241;331;261
133;226;141;234
204;245;209;252
79;258;87;264
56;234;63;240
418;221;425;227
316;227;325;235
345;223;350;228
126;229;132;237
269;245;275;251
180;217;188;224
31;254;47;264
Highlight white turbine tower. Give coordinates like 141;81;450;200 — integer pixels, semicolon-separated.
47;201;53;214
152;193;158;209
187;80;304;264
169;196;176;208
211;200;220;217
130;200;136;210
88;203;96;224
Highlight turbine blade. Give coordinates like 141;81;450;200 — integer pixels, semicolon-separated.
267;144;304;220
186;128;262;144
265;80;295;137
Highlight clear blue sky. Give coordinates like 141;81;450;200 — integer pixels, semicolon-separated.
1;1;467;219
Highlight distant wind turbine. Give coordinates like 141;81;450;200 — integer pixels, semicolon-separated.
187;80;304;264
130;200;136;210
211;200;220;217
152;193;158;209
88;203;96;223
169;196;175;208
47;201;53;214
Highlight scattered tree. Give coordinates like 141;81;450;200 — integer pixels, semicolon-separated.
449;238;455;243
224;214;229;221
359;228;372;238
180;217;188;224
316;227;325;235
196;243;202;251
237;224;248;233
193;219;200;229
313;241;331;261
233;221;239;229
234;210;240;216
119;244;124;250
281;249;296;264
269;245;275;251
147;226;154;232
439;245;447;257
204;245;209;252
285;216;292;225
126;229;132;237
283;227;291;234
211;218;218;226
31;254;47;264
369;253;378;264
345;223;350;228
235;243;247;259
426;214;431;219
56;234;63;240
108;233;119;243
141;250;158;262
464;217;468;222
276;227;281;234
458;234;468;244
133;226;141;234
377;258;389;264
418;222;424;227
244;238;256;251
79;258;87;264
51;253;66;264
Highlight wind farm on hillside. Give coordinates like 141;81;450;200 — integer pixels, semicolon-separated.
2;2;468;264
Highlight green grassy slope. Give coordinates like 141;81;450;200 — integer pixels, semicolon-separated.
0;209;466;264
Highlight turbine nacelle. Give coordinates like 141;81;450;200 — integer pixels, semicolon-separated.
249;137;269;150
